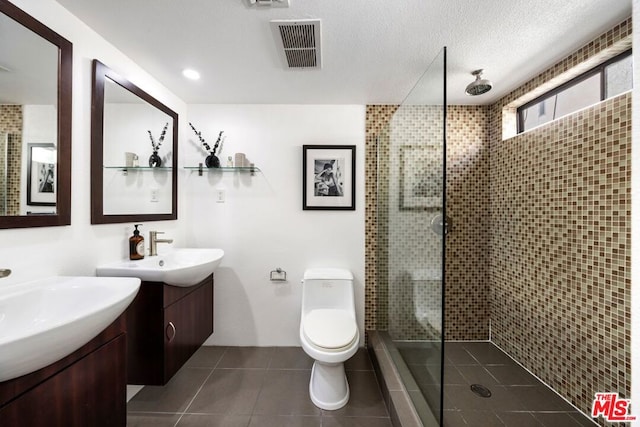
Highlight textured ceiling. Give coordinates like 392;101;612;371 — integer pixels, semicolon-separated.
55;0;631;105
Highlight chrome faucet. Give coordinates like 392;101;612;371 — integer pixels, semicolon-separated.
149;231;173;256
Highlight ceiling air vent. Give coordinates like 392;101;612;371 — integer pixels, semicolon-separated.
270;19;322;69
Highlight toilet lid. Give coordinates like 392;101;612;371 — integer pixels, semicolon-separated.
303;309;357;349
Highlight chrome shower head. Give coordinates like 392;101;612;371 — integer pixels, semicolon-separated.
465;69;492;96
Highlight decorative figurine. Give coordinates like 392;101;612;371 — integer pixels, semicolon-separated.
189;122;224;168
148;122;168;167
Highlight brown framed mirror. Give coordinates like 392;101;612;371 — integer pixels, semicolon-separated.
91;59;178;224
0;0;72;229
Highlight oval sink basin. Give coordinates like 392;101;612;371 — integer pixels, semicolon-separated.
0;276;140;382
96;248;224;287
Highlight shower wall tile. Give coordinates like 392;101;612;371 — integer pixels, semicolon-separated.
0;105;23;216
386;105;444;340
488;17;632;425
365;105;490;341
444;106;490;340
366;15;631;427
489;94;631;425
365;105;399;333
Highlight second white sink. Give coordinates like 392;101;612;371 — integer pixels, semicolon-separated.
96;248;224;287
0;276;140;382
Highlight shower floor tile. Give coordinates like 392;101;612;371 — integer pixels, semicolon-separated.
127;347;390;427
397;341;598;426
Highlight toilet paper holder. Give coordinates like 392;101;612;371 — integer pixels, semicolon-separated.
270;268;287;282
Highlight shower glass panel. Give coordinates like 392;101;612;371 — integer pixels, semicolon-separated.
376;47;446;426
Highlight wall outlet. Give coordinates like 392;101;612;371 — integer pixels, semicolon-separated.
150;188;159;202
216;189;226;203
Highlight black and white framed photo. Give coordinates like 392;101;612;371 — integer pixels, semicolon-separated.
400;145;442;210
303;145;355;210
27;143;56;206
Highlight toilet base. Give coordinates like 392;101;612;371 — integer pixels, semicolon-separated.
309;360;350;410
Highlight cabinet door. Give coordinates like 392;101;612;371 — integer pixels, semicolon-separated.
0;334;126;427
164;278;213;381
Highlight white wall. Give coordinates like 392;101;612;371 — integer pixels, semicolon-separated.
0;0;187;286
185;105;366;346
1;1;366;350
103;104;174;215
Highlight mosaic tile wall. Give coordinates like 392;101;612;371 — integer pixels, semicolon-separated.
489;93;631;426
0;105;23;216
365;105;490;341
444;106;490;340
488;18;632;423
386;105;445;340
366;18;631;424
365;105;398;333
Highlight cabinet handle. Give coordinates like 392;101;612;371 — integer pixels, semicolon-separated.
166;321;176;343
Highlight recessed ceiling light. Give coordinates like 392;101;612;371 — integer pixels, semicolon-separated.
182;69;200;80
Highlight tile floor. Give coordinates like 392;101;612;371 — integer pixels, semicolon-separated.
127;342;602;427
398;341;598;426
127;346;392;427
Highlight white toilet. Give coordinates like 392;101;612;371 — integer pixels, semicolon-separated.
299;268;359;410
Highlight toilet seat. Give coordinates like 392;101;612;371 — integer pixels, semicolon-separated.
302;309;357;350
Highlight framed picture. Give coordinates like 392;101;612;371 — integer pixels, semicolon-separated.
400;145;442;210
303;145;355;210
27;143;57;206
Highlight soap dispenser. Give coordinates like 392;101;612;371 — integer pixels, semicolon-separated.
129;224;145;260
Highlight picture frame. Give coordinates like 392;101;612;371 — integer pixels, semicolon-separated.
27;143;57;206
399;145;442;210
303;145;356;210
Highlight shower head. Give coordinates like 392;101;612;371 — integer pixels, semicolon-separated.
465;69;493;96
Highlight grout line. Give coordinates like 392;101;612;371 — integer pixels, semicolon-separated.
173;368;216;427
265;346;275;370
247;368;271;418
487;341;596;423
131;346;392;426
173;347;229;427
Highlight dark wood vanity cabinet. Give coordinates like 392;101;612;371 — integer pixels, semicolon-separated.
126;274;214;385
0;317;127;427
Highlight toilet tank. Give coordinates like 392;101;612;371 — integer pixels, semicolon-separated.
302;268;354;314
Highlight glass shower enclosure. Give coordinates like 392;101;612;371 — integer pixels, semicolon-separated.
376;47;446;426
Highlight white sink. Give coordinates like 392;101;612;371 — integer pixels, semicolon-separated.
0;276;140;382
96;248;224;287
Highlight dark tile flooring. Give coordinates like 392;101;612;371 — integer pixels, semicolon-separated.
127;343;600;427
398;341;598;427
127;346;392;427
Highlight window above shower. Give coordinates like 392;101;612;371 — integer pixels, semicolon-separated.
517;49;632;133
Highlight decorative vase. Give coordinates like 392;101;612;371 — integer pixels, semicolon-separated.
149;151;162;167
205;154;220;168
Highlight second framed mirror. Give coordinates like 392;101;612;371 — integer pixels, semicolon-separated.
91;59;178;224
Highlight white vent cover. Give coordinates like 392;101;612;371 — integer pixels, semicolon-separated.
270;19;322;69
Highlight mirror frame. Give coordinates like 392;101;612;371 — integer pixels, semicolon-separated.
90;59;178;224
0;0;72;229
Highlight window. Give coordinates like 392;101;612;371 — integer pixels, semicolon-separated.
517;50;632;133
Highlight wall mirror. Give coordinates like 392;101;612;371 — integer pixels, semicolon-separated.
91;59;178;224
0;0;72;229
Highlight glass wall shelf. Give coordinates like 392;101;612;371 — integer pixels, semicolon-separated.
184;165;260;176
104;166;172;171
